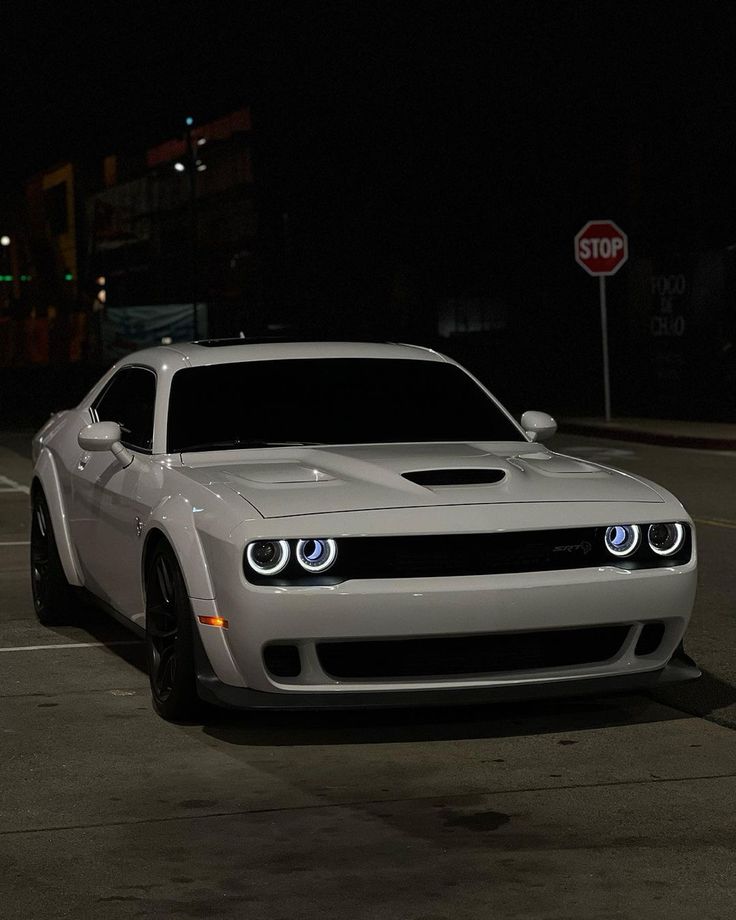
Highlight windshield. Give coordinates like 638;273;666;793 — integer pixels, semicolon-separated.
167;358;522;452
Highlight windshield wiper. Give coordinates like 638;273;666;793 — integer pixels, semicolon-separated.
178;439;321;452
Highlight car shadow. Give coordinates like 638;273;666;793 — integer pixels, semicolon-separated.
653;668;736;725
48;598;148;674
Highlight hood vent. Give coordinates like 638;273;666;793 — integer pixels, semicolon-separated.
402;468;506;487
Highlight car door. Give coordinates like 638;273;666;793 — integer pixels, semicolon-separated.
69;365;160;621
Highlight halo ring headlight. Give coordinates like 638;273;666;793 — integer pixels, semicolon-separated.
647;522;685;556
604;524;641;557
246;539;290;576
296;538;337;573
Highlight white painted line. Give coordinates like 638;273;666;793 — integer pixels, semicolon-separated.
0;641;143;653
695;517;736;530
0;475;30;494
0;541;30;546
677;446;736;457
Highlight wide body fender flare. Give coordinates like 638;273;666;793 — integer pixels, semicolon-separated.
142;495;249;687
32;448;84;586
143;494;216;601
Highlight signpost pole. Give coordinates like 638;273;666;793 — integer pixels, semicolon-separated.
574;220;627;423
599;275;612;422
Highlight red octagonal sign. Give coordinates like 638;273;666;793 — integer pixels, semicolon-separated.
574;220;628;277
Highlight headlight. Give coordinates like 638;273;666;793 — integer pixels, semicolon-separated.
647;522;685;556
296;538;337;573
246;539;290;575
604;524;641;557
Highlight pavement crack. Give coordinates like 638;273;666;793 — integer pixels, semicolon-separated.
3;770;736;838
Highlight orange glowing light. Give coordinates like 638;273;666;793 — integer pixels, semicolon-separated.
198;615;229;628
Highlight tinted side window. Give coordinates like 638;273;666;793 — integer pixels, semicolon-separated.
94;367;156;451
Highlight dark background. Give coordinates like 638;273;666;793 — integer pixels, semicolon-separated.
3;1;736;423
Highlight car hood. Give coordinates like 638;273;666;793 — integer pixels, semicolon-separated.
178;442;664;519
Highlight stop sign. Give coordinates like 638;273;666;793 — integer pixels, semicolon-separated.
574;220;628;276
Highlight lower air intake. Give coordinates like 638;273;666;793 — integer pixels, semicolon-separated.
317;625;630;680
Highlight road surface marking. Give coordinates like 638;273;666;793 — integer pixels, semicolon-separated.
0;475;29;494
565;445;637;460
694;517;736;530
0;641;143;653
0;541;30;546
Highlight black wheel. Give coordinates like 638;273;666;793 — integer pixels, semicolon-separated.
30;488;73;626
145;543;201;722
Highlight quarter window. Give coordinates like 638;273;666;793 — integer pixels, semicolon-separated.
93;367;156;452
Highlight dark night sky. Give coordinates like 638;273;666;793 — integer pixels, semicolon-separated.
6;2;736;172
5;1;736;417
6;1;736;272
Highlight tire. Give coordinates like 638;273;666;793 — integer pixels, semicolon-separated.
145;542;202;722
30;488;74;626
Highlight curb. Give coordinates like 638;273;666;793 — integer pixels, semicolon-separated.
559;421;736;452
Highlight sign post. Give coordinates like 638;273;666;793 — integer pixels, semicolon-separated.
574;220;629;422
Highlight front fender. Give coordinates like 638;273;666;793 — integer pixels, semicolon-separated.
144;492;250;688
144;494;216;600
33;448;83;586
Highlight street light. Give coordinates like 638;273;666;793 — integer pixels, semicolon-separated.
173;116;207;338
0;236;13;312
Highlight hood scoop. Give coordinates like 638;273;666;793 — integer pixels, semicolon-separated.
402;468;507;487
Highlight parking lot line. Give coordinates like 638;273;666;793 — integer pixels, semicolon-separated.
695;517;736;530
0;641;143;652
0;475;29;494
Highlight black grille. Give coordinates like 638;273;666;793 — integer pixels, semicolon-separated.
244;526;692;585
327;528;605;581
317;625;630;680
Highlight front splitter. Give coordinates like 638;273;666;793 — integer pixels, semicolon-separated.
195;652;700;711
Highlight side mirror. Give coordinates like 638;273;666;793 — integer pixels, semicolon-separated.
78;421;121;451
78;422;134;468
520;410;557;443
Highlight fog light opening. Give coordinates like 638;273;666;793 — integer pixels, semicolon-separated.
263;644;302;678
635;622;665;656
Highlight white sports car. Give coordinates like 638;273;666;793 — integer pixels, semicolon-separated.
31;340;699;720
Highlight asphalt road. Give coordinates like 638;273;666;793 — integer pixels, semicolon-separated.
1;431;735;919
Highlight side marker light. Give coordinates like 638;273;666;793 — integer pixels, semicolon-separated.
198;615;229;628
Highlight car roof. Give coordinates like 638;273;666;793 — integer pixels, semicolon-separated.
118;339;449;370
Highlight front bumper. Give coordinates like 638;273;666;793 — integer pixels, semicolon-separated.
192;561;698;702
192;502;698;704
